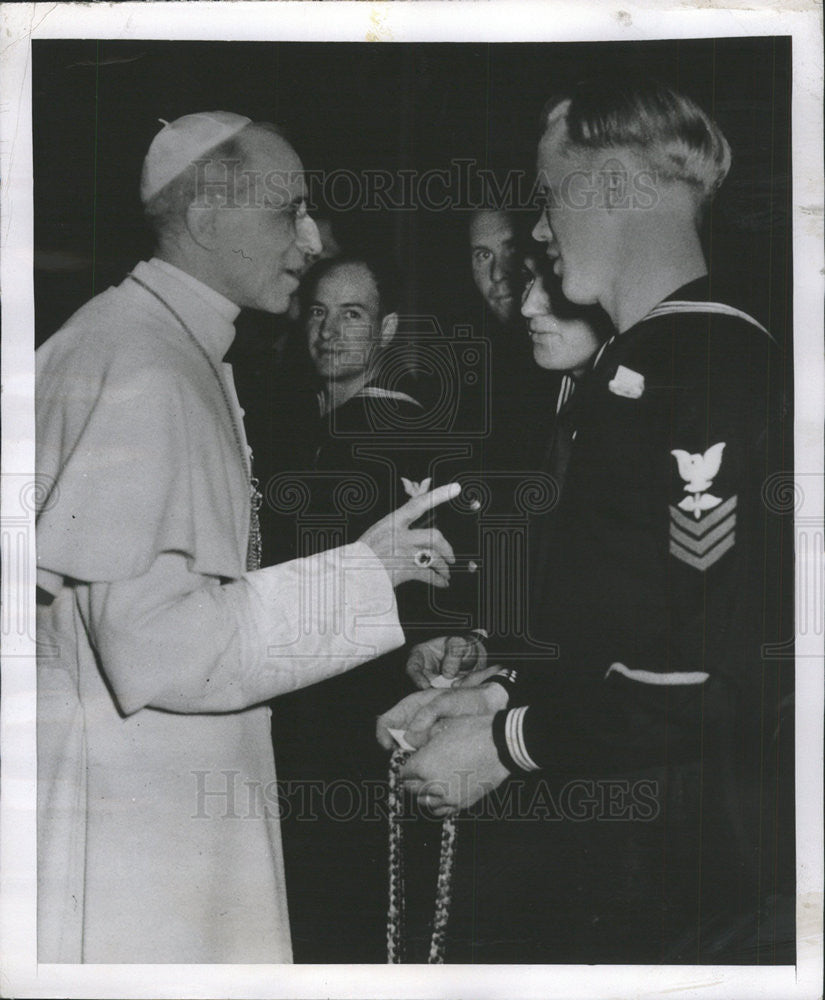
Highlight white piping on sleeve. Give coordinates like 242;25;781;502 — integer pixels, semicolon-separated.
606;662;710;685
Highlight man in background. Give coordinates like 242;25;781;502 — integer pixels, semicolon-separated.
467;208;557;476
469;208;523;327
275;253;449;962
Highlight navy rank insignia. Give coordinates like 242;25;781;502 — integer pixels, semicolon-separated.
669;443;736;570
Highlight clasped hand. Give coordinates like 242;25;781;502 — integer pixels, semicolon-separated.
376;674;510;816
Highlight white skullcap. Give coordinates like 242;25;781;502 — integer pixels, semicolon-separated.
140;111;252;204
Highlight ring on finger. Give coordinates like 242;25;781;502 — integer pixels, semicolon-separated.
414;549;433;568
418;795;444;808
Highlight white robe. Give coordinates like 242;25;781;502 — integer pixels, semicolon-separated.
36;259;404;962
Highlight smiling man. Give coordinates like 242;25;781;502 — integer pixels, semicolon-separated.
275;254;450;961
35;113;459;963
305;256;399;413
380;78;793;963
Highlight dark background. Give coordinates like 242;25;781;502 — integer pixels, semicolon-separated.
33;36;792;350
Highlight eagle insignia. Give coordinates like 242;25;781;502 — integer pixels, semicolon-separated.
671;442;725;517
669;443;735;571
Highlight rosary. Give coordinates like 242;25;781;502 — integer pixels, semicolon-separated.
387;748;458;964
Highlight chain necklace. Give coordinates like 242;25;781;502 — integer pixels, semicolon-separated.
387;748;458;963
128;274;262;571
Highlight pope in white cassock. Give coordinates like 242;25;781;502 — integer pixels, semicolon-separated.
35;112;458;963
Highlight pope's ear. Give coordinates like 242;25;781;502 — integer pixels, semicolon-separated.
379;312;398;347
184;201;219;250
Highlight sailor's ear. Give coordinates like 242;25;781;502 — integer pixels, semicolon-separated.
379;312;398;347
596;152;632;214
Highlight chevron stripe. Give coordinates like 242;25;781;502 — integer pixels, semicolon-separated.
669;494;737;536
670;515;736;556
670;530;735;571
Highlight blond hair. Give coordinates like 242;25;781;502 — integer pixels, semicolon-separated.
543;77;732;204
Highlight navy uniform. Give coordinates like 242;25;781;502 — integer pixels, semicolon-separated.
274;382;459;963
476;279;793;963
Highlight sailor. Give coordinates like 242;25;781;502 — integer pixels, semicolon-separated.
379;77;793;963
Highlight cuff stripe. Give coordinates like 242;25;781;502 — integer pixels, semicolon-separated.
505;706;541;772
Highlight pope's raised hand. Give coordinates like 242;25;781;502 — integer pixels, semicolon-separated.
359;483;459;589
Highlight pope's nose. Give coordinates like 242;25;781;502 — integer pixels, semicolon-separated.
296;213;322;258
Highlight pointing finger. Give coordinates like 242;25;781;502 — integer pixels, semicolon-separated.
399;483;461;525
